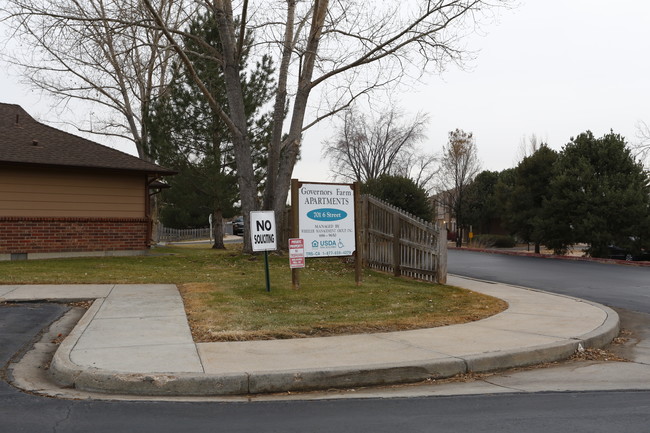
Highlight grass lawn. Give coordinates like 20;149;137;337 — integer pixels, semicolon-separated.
0;243;507;341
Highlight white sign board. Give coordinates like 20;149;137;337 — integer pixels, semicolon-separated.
288;238;305;268
250;211;277;252
298;183;355;257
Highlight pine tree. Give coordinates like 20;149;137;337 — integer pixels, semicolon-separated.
462;170;503;235
541;131;650;256
148;12;274;248
505;145;558;253
363;175;432;221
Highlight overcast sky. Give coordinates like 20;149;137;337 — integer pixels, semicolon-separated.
2;0;649;182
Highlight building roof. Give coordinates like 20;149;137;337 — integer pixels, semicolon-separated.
0;103;175;175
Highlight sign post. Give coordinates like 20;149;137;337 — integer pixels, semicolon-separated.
290;179;301;289
208;213;213;243
250;211;277;292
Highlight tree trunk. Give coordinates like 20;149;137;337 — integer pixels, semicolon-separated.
267;0;330;248
263;0;296;212
212;208;225;249
455;200;462;248
213;2;259;253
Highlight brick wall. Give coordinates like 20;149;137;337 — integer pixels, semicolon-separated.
0;217;149;254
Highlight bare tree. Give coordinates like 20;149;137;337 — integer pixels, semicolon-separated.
2;0;510;252
143;0;511;252
0;0;191;159
634;120;650;165
438;128;481;247
395;148;439;195
323;106;433;186
514;133;546;163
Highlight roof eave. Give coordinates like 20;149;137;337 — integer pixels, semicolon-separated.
0;160;177;176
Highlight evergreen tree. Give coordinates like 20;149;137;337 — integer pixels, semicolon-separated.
504;145;558;253
541;131;650;256
462;170;503;235
148;12;274;248
363;175;432;220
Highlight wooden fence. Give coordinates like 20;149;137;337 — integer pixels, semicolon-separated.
360;195;447;284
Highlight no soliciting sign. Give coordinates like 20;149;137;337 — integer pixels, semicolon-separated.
250;211;277;252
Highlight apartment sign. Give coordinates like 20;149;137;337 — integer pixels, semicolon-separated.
298;183;355;257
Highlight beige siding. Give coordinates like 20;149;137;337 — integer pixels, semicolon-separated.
0;167;145;218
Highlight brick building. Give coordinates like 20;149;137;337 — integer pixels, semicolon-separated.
0;103;175;260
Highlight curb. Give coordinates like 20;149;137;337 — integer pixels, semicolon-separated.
573;303;620;349
246;358;468;394
49;298;249;396
48;289;620;396
49;298;104;388
67;370;248;396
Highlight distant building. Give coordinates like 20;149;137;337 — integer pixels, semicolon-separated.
0;103;175;260
431;190;456;240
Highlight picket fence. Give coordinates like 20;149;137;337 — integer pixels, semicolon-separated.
360;195;447;284
157;226;212;242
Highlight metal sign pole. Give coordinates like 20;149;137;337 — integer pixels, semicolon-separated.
264;250;271;292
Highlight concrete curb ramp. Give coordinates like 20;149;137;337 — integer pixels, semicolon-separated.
0;276;619;396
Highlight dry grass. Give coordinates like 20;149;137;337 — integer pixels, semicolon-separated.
0;243;507;342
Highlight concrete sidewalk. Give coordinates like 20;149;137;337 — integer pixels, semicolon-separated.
0;276;619;396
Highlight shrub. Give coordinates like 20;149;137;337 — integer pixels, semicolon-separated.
472;234;516;248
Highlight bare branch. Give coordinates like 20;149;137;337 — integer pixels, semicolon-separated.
322;104;430;184
141;0;239;137
0;0;192;158
1;0;511;252
438;127;481;245
634;120;650;166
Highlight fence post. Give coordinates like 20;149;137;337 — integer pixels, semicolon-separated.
393;212;401;277
362;195;369;268
436;225;448;284
354;182;363;285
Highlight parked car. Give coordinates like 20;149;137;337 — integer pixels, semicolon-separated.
607;245;650;261
232;217;245;236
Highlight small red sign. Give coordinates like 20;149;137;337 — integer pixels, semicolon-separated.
289;238;305;269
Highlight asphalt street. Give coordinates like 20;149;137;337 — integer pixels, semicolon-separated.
1;253;650;431
1;304;649;433
448;249;650;313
